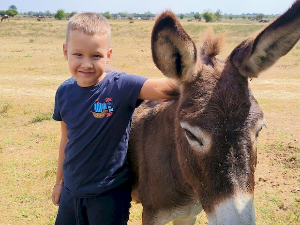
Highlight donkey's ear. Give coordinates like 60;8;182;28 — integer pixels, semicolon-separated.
231;0;300;78
151;11;198;82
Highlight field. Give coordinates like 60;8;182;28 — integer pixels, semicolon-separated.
0;16;299;225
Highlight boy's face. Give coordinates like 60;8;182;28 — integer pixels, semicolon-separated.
63;29;112;87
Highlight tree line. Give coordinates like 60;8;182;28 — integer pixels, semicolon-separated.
1;5;275;22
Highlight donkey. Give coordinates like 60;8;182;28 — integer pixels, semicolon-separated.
128;0;300;224
1;15;9;22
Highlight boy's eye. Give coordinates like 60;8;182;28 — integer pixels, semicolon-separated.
74;53;82;57
93;55;102;58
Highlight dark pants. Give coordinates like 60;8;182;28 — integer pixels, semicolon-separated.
55;184;132;225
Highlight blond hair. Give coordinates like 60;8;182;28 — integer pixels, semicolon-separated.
66;12;111;47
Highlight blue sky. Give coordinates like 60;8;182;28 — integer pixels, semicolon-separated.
0;0;296;15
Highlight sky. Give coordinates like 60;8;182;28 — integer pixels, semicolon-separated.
0;0;297;15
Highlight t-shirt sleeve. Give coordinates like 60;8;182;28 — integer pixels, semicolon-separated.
53;88;62;121
118;73;147;110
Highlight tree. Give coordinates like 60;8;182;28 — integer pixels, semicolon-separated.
103;11;112;19
6;9;18;17
256;13;264;20
214;9;222;21
143;11;154;18
0;10;6;16
127;14;134;20
9;5;17;10
44;10;52;17
202;11;214;22
193;12;201;20
26;11;34;16
69;11;77;18
54;9;65;20
179;14;184;19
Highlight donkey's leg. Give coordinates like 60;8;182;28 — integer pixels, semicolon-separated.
173;216;197;225
172;203;203;225
142;208;175;225
142;204;203;225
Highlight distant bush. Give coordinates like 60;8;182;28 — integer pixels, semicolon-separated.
193;12;201;20
256;13;264;20
203;11;214;22
215;10;222;21
69;11;77;18
54;9;65;20
103;11;112;19
6;8;18;17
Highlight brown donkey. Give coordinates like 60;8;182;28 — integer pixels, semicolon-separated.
128;1;300;224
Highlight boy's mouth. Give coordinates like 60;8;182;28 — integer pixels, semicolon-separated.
78;71;94;76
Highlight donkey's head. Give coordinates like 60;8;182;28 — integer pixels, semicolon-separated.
151;1;300;224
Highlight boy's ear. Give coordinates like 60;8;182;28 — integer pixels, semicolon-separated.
63;44;68;60
106;48;112;64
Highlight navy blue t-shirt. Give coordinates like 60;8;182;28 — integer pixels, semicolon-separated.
53;72;147;196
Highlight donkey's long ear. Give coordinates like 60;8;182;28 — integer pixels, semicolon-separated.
231;0;300;78
152;11;198;82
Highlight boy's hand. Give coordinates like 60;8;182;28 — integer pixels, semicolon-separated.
52;184;63;206
138;78;177;100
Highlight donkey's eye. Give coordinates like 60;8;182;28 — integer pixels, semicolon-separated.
255;124;266;138
184;129;197;141
180;121;210;152
184;129;203;146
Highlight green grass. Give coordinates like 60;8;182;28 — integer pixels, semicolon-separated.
30;112;53;124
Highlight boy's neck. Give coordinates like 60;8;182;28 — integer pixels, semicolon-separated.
98;72;107;83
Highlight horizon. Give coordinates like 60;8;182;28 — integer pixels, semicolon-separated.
0;0;297;15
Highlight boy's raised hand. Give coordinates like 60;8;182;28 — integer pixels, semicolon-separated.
138;78;177;100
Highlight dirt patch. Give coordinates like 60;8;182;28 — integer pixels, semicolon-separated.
255;139;300;222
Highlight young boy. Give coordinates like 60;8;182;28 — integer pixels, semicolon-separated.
51;12;174;224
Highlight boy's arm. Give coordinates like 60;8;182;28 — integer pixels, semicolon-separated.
138;78;177;100
52;121;68;206
56;121;68;185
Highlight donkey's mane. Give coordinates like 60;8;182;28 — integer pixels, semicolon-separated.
200;29;224;65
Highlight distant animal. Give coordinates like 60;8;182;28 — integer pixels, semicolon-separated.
259;19;270;23
1;15;9;22
128;0;300;224
37;16;46;21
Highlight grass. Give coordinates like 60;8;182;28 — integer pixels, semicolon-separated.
30;112;53;124
0;17;299;224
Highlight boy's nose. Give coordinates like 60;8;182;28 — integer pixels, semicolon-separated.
81;59;93;68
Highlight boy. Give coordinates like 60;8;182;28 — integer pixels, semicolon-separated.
51;12;174;224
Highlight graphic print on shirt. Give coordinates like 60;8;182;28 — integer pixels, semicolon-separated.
91;97;114;119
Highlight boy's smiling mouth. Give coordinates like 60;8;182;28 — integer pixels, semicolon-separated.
78;71;94;76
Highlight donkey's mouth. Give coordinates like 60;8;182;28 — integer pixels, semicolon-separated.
207;192;256;225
